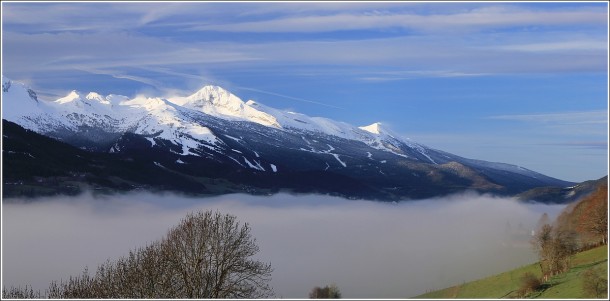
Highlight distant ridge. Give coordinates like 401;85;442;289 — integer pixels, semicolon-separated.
2;77;574;200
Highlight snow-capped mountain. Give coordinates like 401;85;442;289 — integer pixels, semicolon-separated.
2;77;573;200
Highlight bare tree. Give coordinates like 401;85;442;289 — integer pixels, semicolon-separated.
531;222;577;281
2;285;43;299
160;210;273;298
536;213;550;232
11;210;273;299
47;268;96;299
92;241;170;298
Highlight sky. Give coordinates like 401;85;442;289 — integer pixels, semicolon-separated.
2;191;566;298
1;1;608;182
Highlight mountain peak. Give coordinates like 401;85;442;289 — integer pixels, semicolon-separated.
55;90;82;104
359;122;384;135
194;84;228;93
86;92;112;105
86;92;102;100
2;77;41;120
167;85;280;128
187;85;235;103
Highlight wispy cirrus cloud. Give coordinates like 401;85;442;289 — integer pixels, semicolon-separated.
236;86;344;110
496;40;607;52
75;67;165;89
357;70;490;82
2;2;606;95
547;141;608;150
488;110;608;124
487;110;608;150
188;6;607;33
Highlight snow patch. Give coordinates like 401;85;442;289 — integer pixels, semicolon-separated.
270;164;277;172
145;137;156;147
109;144;121;153
331;154;347;167
228;156;246;167
299;143;347;168
223;135;241;142
243;157;265;171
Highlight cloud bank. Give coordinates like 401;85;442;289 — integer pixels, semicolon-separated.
1;192;566;298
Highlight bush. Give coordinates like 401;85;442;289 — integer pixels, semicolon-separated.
516;272;542;298
309;283;341;298
582;267;608;298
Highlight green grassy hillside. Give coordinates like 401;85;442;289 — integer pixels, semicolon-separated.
413;244;608;299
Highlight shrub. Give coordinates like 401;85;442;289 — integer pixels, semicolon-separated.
582;267;608;298
309;283;341;298
516;272;542;298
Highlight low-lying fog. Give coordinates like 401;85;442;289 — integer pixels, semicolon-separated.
2;191;565;298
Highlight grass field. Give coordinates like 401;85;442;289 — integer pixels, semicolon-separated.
413;244;608;299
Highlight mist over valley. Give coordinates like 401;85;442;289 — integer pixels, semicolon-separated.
2;191;566;298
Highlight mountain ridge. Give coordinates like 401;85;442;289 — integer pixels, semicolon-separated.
1;77;574;200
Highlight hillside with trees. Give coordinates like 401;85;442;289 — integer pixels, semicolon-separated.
555;182;608;248
415;179;608;299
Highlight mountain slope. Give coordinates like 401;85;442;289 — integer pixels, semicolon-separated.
517;176;608;204
2;120;215;197
1;77;574;200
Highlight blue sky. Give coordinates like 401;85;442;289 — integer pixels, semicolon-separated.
1;1;608;182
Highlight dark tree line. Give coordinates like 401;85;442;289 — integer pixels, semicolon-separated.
3;210;274;299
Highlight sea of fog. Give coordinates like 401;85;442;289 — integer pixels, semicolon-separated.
2;191;565;298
